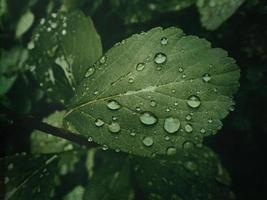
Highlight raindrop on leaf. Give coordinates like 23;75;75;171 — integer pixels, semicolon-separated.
187;95;201;108
154;53;167;64
139;112;158;125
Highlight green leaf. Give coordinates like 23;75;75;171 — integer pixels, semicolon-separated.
0;47;29;95
15;9;34;38
31;110;74;154
110;0;195;24
197;0;245;30
83;152;134;200
63;185;85;200
29;10;102;104
64;27;240;157
1;153;59;200
132;147;234;200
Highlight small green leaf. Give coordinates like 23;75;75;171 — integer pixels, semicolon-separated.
64;27;240;157
83;152;134;200
132;147;233;200
29;10;102;104
15;10;34;38
197;0;245;30
1;153;59;200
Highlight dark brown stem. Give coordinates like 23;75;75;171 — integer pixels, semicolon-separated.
1;107;99;148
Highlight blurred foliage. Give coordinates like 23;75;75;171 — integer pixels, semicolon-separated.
1;0;267;200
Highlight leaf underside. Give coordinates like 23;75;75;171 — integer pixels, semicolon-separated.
64;27;240;157
197;0;245;30
29;10;102;104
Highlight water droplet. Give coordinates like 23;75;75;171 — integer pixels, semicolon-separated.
94;90;99;95
128;77;134;83
200;128;206;134
178;67;184;72
150;100;157;107
108;122;121;133
99;56;106;64
136;63;145;71
202;73;211;82
107;100;121;110
183;141;194;149
182;74;186;78
229;106;235;111
184;161;197;171
112;116;118;121
102;145;108;151
88;137;93;142
130;131;136;137
85;68;95;77
136;107;141;112
164;135;170;141
185;114;192;121
187;95;201;108
208;118;213;123
142;137;154;147
160;37;168;45
154;53;167;64
95;119;104;127
164;117;180;134
139;112;158;125
185;124;193;133
166;147;176;156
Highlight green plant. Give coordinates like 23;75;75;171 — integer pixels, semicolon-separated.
1;0;266;200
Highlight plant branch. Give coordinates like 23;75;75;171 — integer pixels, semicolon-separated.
1;107;99;149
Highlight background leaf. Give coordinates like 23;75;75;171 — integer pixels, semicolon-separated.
30;110;74;154
197;0;245;30
132;146;233;200
64;27;240;157
109;0;196;24
15;9;34;38
29;10;102;104
83;151;134;200
1;153;59;200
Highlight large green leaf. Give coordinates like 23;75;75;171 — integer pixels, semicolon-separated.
64;27;240;157
132;147;234;200
83;152;133;200
1;153;59;200
29;10;102;104
197;0;245;30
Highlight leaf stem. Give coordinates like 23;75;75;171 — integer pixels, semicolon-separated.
1;107;99;149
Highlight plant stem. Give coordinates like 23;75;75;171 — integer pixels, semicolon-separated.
1;107;99;148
